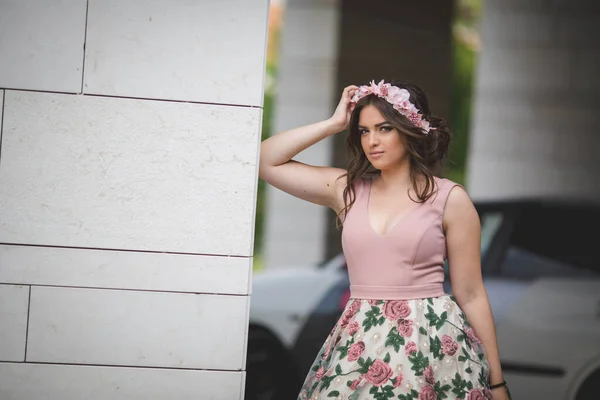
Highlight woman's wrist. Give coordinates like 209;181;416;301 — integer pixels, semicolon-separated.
489;380;511;399
490;372;504;383
490;380;506;389
324;117;347;135
489;365;504;386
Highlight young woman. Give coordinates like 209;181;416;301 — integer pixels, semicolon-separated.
259;80;509;400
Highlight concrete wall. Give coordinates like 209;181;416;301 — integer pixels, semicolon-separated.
0;1;269;398
467;0;600;201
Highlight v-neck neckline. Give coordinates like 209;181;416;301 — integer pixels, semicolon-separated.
365;178;423;237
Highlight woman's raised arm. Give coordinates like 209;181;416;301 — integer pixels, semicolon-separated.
258;85;357;212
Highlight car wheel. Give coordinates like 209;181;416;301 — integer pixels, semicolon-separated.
575;368;600;400
245;326;301;400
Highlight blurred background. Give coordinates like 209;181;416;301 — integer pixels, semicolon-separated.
247;0;600;399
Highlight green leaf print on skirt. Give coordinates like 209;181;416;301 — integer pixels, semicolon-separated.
297;295;492;400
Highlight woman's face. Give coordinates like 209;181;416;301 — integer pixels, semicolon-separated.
358;105;408;170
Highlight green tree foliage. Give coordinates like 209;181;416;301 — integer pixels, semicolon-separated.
447;0;482;184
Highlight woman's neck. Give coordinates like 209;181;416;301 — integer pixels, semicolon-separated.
377;163;414;191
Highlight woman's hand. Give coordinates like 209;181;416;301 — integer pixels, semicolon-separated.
328;85;358;132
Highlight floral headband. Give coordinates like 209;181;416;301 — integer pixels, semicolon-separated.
349;80;431;134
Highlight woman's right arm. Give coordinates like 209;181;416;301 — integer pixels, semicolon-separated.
258;86;357;212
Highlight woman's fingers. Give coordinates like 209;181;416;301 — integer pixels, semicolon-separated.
342;85;358;102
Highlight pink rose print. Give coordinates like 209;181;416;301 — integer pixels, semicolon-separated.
347;321;360;335
397;318;414;337
340;299;361;327
314;366;325;381
466;388;487;400
441;334;459;356
347;341;366;362
364;359;394;386
418;385;437;400
383;300;411;320
350;376;362;390
405;341;418;356
483;388;493;399
465;327;482;348
321;345;330;360
424;365;435;385
368;299;379;306
393;372;403;387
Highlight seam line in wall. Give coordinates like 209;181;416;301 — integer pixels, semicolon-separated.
0;87;263;109
24;286;32;362
0;360;244;373
0;282;250;297
0;242;251;258
0;90;5;174
80;0;90;94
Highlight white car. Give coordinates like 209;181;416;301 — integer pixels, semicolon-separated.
246;200;600;400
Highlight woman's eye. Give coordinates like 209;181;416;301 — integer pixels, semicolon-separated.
380;126;393;132
359;129;368;135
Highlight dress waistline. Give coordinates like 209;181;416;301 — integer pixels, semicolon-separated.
350;283;445;300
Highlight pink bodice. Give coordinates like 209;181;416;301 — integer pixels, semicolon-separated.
341;176;459;300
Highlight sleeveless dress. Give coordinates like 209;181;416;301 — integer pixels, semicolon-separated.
297;177;492;400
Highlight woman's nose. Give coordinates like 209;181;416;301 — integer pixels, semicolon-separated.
369;133;380;146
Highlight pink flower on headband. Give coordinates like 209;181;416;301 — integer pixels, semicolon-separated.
350;80;431;133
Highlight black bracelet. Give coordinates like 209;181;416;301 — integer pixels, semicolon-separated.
490;380;507;390
490;380;512;400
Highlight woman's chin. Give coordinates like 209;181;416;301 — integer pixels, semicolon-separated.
369;159;388;169
369;160;404;171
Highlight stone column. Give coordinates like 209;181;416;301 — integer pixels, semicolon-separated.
467;0;600;201
0;1;269;398
263;0;341;269
467;2;600;397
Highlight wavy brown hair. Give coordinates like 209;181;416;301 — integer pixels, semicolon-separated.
336;80;452;227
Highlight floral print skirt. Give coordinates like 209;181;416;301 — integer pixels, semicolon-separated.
298;295;491;400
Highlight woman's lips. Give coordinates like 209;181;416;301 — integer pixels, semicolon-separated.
370;151;384;159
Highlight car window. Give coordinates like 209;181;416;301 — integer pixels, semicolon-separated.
443;210;504;276
317;253;346;270
500;203;599;279
500;245;597;280
480;212;503;257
